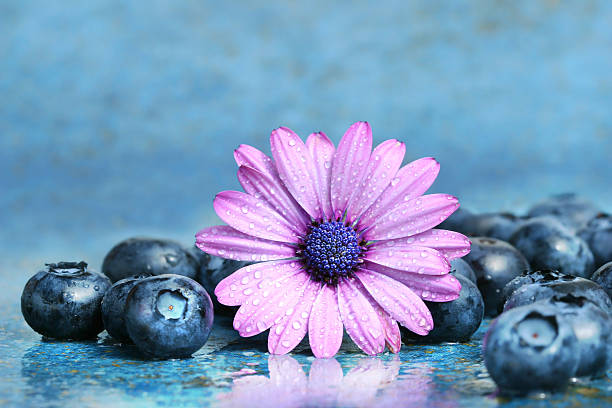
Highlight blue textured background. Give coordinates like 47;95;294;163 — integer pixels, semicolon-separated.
1;1;611;407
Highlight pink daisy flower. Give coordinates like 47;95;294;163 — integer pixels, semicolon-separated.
196;122;470;358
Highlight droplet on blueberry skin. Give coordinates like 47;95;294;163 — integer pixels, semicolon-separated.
102;238;200;283
21;262;112;340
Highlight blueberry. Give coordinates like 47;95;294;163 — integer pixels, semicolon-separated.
503;276;612;315
463;237;530;316
402;274;483;343
468;213;526;242
196;254;251;317
449;258;477;284
483;303;579;394
591;262;612;299
509;217;595;278
124;274;213;358
578;213;612;269
101;273;152;343
438;207;475;234
499;269;575;314
102;238;200;283
547;294;611;378
526;193;600;232
21;262;112;340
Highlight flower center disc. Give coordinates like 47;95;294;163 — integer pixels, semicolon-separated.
301;221;362;285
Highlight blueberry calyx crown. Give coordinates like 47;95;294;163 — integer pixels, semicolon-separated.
299;220;365;285
46;261;88;275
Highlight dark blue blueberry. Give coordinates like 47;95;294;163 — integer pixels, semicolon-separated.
467;212;526;242
500;269;575;314
124;274;214;359
547;294;611;378
101;273;152;343
503;276;612;314
196;254;250;317
483;303;579;394
509;217;595;278
463;237;530;316
526;193;600;232
578;213;612;269
21;262;112;339
449;258;476;284
402;274;483;343
102;238;200;283
187;244;212;270
591;262;612;299
437;207;475;234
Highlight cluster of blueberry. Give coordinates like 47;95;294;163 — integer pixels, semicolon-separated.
440;193;612;395
21;239;219;359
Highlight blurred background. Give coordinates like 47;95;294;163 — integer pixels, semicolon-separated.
2;0;611;276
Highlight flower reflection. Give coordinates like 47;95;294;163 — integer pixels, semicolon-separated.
217;355;402;408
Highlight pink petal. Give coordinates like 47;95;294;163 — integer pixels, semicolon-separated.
364;262;461;302
196;225;296;262
215;260;303;306
364;246;450;275
214;190;300;243
237;166;310;230
268;279;320;355
371;229;471;260
358;157;440;228
306;132;336;221
330;122;373;220
337;277;385;355
233;270;310;337
362;194;459;241
362;291;401;353
308;285;344;358
234;144;278;179
270;127;321;220
346;139;405;224
355;269;433;336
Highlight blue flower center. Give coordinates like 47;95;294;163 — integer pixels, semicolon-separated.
301;221;363;285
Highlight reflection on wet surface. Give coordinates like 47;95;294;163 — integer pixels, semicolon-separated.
4;313;611;408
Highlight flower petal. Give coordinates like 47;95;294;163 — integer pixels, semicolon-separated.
330;122;373;219
196;225;296;262
337;277;385;355
306;132;336;221
237;165;310;230
355;269;433;336
308;284;344;358
214;260;302;306
268;279;320;355
358;157;440;229
361;290;401;353
214;190;300;243
270;127;321;219
234;144;278;179
233;270;310;337
371;229;471;260
346;139;405;223
362;194;459;241
364;262;461;302
364;246;450;275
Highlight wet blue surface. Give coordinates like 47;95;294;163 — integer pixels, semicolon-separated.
1;1;612;407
